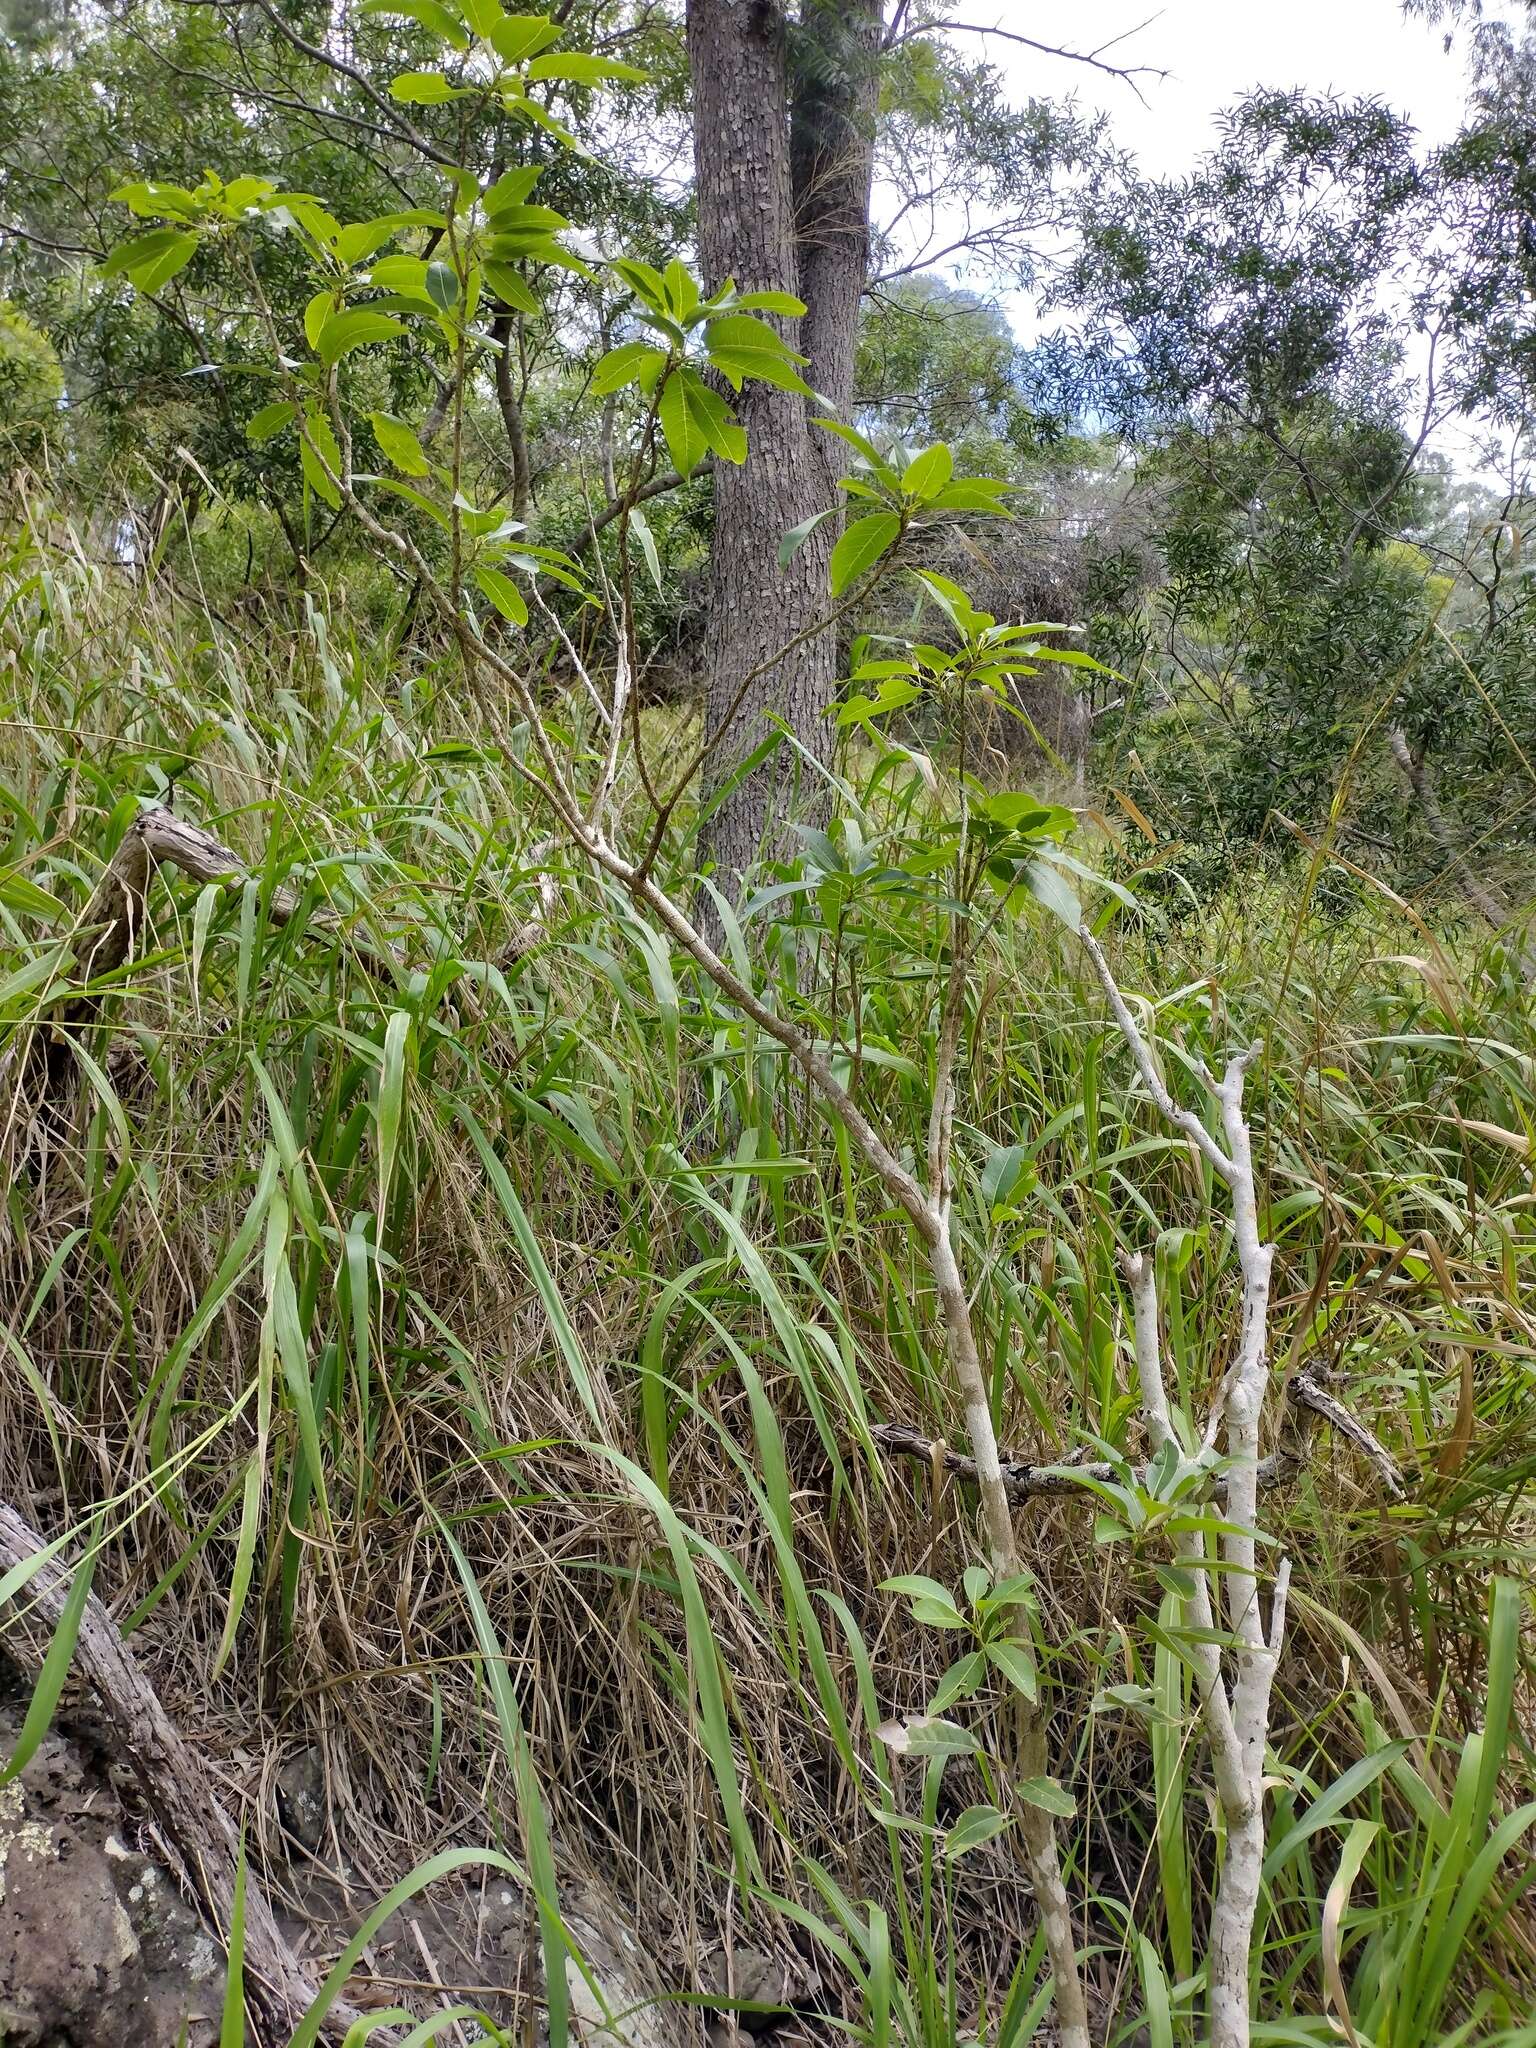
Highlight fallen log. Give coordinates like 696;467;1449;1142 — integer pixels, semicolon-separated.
0;1500;402;2046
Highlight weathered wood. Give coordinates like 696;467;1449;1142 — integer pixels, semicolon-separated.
0;1501;399;2045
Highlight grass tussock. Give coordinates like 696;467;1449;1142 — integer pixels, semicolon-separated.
1;503;1535;2045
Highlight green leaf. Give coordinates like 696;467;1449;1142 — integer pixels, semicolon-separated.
389;69;464;102
299;409;343;508
929;478;1016;512
368;411;431;476
288;1851;526;2048
111;178;196;220
612;257;670;312
375;1010;412;1210
929;1650;989;1713
475;564;529;627
661;259;701;320
985;1637;1038;1700
359;0;470;47
332;218;412;267
978;792;1062;836
660;368;747;477
982;1571;1036;1609
732;289;807;315
902;444;954;500
944;1805;1013;1859
366;475;451;528
368;253;431;297
487;12;564;63
980;1140;1031;1213
525;51;648;84
425;259;461;310
1016;1775;1076;1818
628;507;664;595
101;227;199;294
1023;856;1082;931
219;1833;249;2047
437;1522;571;2048
211;1455;262;1679
899;1716;981;1757
245;399;296;445
484;202;569;245
485;261;541;314
1;1524;98;1786
813;415;894;478
484;164;544;212
704;312;810;393
882;1572;956;1607
779;506;834;568
303;290;338;350
829;511;901;595
834;675;923;728
315;307;406;367
882;1572;967;1629
592;340;668;395
0;871;64;920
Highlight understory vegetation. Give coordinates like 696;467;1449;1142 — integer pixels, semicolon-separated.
1;3;1534;2046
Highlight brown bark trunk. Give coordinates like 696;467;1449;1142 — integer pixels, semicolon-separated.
792;0;882;431
491;310;531;529
687;0;882;905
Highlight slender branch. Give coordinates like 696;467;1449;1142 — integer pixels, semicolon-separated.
1084;933;1288;2048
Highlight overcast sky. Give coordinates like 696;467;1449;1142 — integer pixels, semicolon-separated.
984;0;1507;168
950;1;1519;476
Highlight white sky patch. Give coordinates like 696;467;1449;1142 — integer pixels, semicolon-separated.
910;0;1523;480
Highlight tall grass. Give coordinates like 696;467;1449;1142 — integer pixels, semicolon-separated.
0;502;1533;2043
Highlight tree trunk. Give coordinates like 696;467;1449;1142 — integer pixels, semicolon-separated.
687;0;881;905
491;310;532;529
792;0;882;433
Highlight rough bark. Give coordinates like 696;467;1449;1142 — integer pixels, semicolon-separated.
687;0;881;903
792;0;883;430
491;310;532;529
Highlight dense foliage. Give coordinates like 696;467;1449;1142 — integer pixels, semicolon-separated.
0;5;1532;2048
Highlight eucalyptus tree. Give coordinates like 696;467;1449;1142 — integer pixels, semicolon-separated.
683;1;1111;901
1039;82;1536;903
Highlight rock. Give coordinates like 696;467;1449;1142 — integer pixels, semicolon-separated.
275;1743;328;1853
0;1725;223;2046
561;1873;699;2048
699;1945;814;2032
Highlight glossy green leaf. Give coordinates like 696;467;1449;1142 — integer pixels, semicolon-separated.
902;443;954;500
389;69;464;102
475;564;529;626
102;227;199;293
487;12;563;63
368;411;431;476
1016;1776;1076;1818
944;1804;1013;1859
829;511;901;595
425;259;461;310
245;399;296;445
1;1524;98;1785
525;52;647;84
315;308;406;366
359;0;470;47
779;506;834;568
592;340;668;395
299;410;343;508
